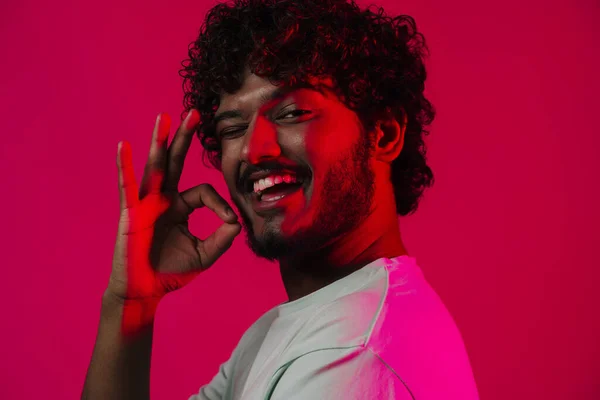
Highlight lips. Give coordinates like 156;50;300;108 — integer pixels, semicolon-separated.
260;182;303;202
249;178;309;214
241;168;310;194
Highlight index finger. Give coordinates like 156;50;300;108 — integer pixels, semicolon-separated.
163;109;200;192
180;183;238;224
116;140;139;210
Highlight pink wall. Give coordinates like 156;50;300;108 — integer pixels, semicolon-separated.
1;0;598;398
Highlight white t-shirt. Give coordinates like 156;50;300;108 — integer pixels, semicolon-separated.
189;255;479;399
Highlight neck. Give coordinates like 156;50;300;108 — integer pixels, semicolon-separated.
278;189;408;302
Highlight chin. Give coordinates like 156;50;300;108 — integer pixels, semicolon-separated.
246;218;312;261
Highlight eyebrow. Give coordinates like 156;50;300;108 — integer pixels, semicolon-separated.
213;86;297;125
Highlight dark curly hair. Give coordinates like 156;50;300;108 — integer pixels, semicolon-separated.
179;0;435;216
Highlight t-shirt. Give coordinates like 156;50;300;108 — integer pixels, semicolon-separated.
189;255;479;399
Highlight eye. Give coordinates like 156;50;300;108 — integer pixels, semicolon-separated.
218;126;247;139
277;109;312;120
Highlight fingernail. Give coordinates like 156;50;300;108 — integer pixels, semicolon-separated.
225;206;236;218
185;109;199;129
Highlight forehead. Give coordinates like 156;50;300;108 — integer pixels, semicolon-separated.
216;72;337;113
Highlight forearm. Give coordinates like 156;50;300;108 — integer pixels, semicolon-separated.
81;290;158;400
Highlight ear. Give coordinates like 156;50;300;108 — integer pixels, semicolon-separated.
373;111;407;163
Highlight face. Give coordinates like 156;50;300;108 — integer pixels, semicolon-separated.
217;71;376;261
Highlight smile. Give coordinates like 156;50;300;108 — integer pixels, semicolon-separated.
253;173;304;197
249;176;308;213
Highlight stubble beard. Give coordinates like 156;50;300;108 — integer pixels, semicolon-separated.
235;134;375;262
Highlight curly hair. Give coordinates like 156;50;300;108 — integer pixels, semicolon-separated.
179;0;435;216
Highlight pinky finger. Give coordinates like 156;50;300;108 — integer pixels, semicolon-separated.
117;141;140;209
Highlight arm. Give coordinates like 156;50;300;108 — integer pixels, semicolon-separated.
81;110;239;399
81;290;159;400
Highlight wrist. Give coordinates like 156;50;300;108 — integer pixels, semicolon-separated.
101;290;162;336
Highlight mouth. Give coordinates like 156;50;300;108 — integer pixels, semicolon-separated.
243;172;310;213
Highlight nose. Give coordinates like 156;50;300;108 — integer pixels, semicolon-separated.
240;114;281;164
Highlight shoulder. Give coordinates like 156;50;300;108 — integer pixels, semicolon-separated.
367;258;480;399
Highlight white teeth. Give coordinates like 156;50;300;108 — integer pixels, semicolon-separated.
252;174;301;194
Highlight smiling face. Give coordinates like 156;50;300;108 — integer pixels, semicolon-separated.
217;70;376;261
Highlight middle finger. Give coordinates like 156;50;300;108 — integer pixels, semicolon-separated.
164;109;200;192
139;113;171;199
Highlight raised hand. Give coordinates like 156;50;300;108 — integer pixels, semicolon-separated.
109;110;241;311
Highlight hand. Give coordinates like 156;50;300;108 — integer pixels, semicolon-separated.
109;110;241;303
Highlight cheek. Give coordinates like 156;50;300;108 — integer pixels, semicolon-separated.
219;148;239;194
304;115;360;167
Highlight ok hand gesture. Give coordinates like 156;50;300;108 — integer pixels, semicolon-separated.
109;110;241;304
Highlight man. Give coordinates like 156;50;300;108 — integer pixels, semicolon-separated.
82;0;479;399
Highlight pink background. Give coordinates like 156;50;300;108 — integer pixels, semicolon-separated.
1;0;598;398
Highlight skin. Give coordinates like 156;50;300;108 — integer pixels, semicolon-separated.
217;69;409;301
82;68;410;400
83;112;242;400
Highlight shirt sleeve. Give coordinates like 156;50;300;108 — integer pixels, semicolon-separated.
187;358;232;400
268;347;414;400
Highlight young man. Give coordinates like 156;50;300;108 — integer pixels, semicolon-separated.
82;0;479;399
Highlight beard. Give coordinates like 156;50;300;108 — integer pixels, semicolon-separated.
234;133;375;262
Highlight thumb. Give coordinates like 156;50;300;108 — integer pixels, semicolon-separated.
196;221;242;270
